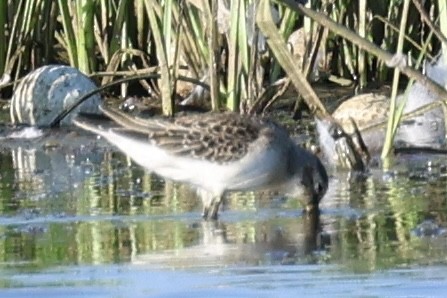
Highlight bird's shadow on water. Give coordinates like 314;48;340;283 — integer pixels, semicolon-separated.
132;209;325;269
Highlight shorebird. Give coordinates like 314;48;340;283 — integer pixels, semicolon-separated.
318;55;447;168
74;105;328;220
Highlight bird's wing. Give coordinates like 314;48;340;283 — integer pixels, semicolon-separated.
92;105;263;164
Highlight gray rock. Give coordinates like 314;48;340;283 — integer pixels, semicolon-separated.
10;65;101;126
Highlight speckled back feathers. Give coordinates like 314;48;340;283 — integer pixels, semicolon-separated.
100;106;283;164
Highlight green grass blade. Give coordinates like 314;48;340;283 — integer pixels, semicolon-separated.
0;0;7;73
381;0;410;160
145;0;173;116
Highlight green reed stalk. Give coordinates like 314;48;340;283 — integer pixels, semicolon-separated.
145;0;174;116
227;0;269;111
162;0;175;115
238;1;249;104
15;0;38;73
98;0;108;61
75;1;88;68
40;1;56;64
21;0;36;41
338;1;356;79
3;1;22;78
205;0;221;111
226;0;242;111
173;2;218;108
183;4;208;74
58;0;78;67
270;5;297;83
135;0;145;50
75;0;96;73
381;0;410;160
439;0;447;56
163;0;173;65
358;0;367;88
109;0;131;61
59;0;100;73
0;0;6;74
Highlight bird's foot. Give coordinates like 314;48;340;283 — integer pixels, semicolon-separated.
202;200;221;221
199;189;222;221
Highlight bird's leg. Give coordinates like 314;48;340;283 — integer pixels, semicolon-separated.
198;189;223;220
348;117;370;165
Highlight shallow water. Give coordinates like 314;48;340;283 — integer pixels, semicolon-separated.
0;126;446;297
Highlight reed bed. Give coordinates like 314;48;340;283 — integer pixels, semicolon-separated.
0;0;446;158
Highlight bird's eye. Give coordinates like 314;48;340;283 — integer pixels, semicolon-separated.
315;182;326;196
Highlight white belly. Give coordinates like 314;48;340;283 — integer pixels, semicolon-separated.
103;131;289;195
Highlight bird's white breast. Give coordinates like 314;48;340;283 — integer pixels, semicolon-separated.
103;129;289;195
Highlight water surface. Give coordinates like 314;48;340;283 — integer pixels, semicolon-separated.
0;125;446;297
